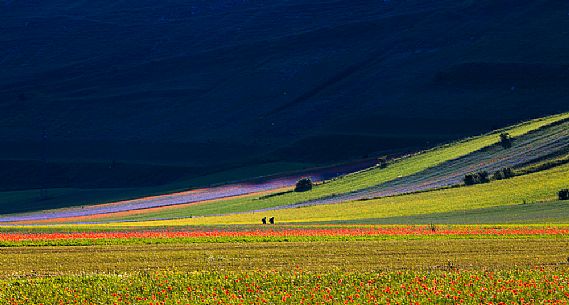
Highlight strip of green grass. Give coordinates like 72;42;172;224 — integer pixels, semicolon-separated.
98;112;569;222
323;200;569;225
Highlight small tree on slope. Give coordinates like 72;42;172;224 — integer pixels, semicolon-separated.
295;178;313;192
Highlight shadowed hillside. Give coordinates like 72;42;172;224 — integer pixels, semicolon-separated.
3;113;566;222
1;0;568;207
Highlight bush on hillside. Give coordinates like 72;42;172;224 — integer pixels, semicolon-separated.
492;170;504;181
500;132;513;149
559;189;569;201
464;174;478;186
503;167;515;179
377;157;389;169
295;177;313;192
477;171;490;183
493;167;515;180
464;171;490;186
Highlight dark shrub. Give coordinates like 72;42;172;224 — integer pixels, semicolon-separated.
377;157;388;169
493;167;515;180
559;189;569;201
464;171;490;185
295;177;313;192
502;167;514;178
464;174;478;186
500;132;513;149
477;171;490;183
492;170;504;180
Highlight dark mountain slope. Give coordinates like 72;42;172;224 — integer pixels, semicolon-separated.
0;0;568;189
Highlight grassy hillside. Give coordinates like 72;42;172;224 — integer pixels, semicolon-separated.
1;0;568;197
108;161;569;227
0;161;310;214
96;112;569;222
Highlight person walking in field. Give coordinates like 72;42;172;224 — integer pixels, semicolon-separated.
262;217;267;224
269;217;275;224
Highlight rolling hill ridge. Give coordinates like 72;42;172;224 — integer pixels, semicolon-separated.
1;0;568;211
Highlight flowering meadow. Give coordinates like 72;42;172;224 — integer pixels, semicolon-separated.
0;115;567;304
2;268;569;304
0;225;568;246
1;226;569;304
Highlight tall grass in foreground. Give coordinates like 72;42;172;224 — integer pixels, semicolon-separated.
2;269;569;304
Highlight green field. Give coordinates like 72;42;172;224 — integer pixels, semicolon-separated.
91;161;569;227
3;0;569;302
2;113;569;304
1;239;568;276
328;200;569;225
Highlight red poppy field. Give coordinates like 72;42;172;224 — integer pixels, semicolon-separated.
0;225;568;246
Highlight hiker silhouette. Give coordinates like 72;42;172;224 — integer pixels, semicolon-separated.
269;217;275;224
261;217;267;224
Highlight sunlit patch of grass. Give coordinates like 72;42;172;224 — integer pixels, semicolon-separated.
103;162;569;227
